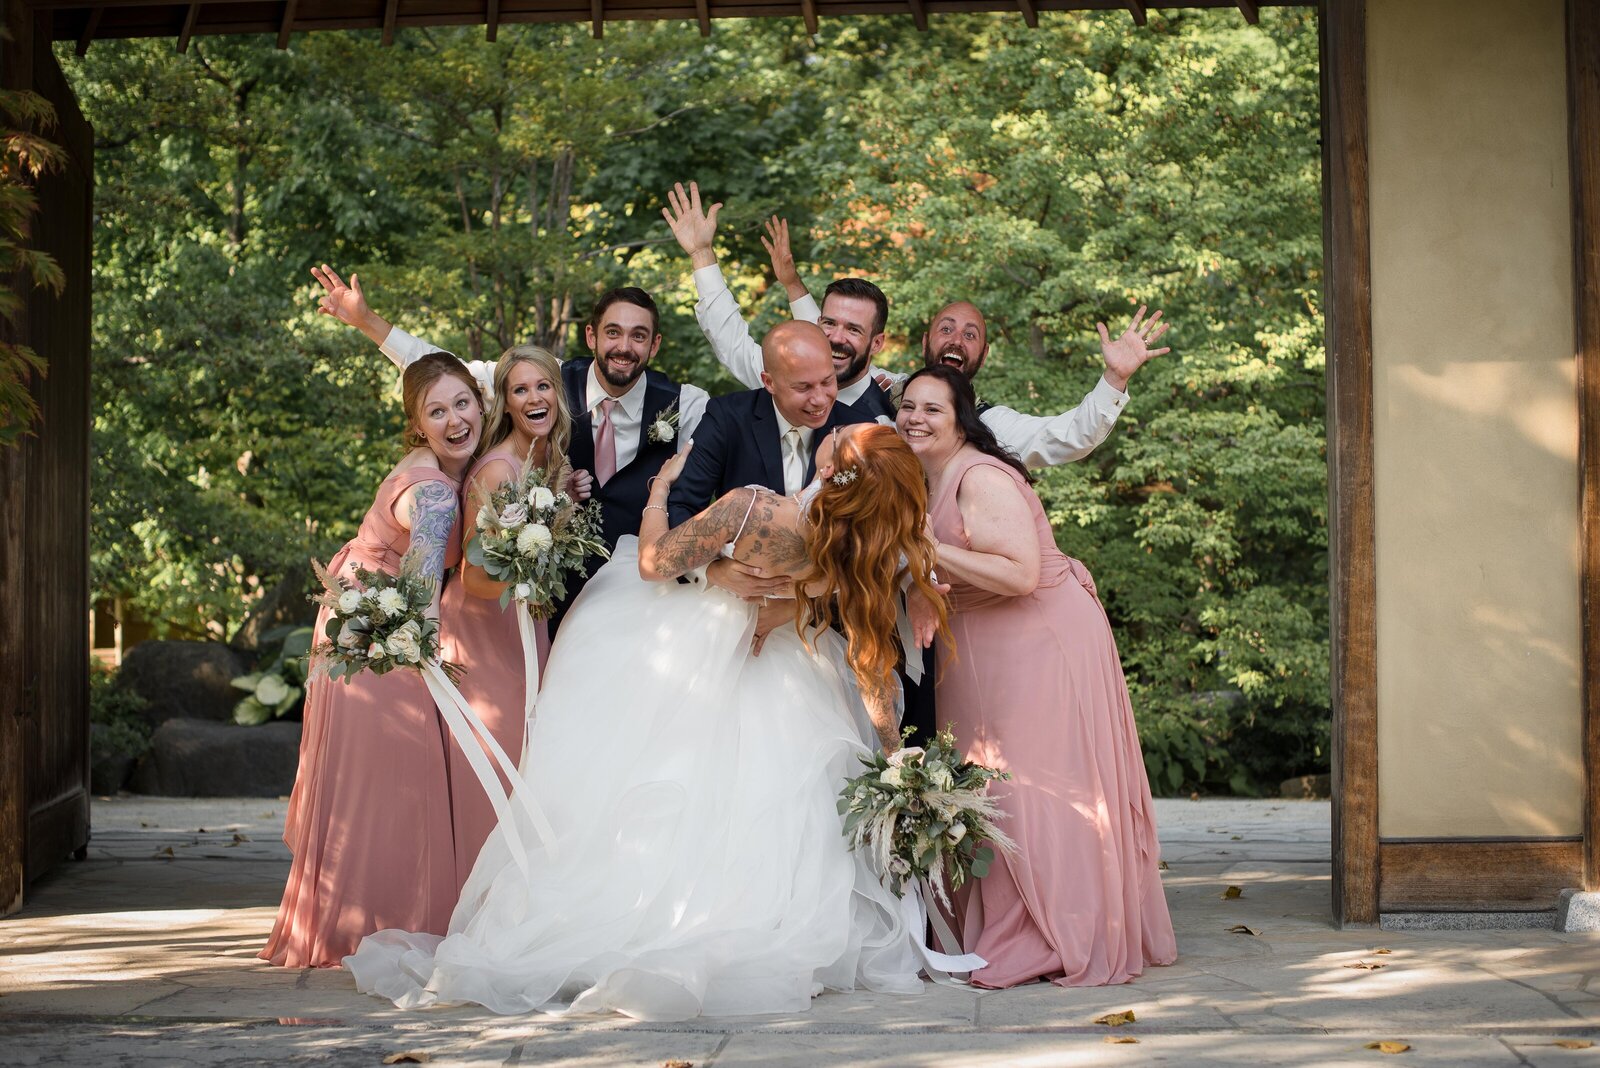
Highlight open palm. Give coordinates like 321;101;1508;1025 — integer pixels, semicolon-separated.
1097;305;1171;390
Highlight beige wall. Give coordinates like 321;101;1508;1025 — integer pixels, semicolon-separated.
1369;0;1581;837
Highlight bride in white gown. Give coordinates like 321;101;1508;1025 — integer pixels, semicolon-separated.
345;423;952;1020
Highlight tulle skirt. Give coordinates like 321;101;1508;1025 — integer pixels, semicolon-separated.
345;537;922;1019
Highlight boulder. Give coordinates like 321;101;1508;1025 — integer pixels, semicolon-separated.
117;641;248;728
1279;772;1332;800
129;718;301;797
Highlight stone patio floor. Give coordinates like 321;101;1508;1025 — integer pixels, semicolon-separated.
2;797;1597;1066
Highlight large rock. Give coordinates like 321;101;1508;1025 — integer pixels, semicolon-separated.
129;718;301;797
117;641;249;728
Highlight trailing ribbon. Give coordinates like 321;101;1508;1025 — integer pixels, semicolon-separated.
421;660;558;877
515;606;542;767
896;878;985;985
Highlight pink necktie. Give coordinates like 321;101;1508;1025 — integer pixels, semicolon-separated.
594;398;618;486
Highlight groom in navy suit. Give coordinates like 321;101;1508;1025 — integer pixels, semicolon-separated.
668;320;873;526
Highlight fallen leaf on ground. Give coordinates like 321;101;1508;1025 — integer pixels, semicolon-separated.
1549;1040;1594;1049
1227;924;1259;936
1372;948;1392;954
1189;792;1200;801
1103;1036;1139;1044
231;833;250;844
1158;860;1170;870
1220;886;1243;899
139;821;151;828
1093;1010;1137;1027
196;827;207;833
1344;960;1386;971
1364;1041;1410;1054
662;1061;695;1068
1231;835;1243;841
154;846;175;859
382;1054;431;1065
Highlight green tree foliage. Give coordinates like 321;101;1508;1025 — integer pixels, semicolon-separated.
63;8;1325;793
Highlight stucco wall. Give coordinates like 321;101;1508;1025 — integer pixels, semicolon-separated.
1368;0;1581;837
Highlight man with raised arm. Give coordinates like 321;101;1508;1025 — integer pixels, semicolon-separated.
661;180;1171;468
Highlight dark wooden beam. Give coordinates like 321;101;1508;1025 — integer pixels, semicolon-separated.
381;0;397;46
1379;840;1583;912
694;0;710;35
1236;0;1259;23
1124;0;1146;26
486;0;499;40
800;0;818;34
1018;0;1038;27
74;8;103;55
275;0;296;48
591;0;602;37
177;2;199;52
1570;0;1600;894
906;0;927;31
1320;0;1379;927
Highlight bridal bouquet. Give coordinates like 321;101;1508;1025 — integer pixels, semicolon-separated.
839;728;1015;907
308;558;461;682
466;458;609;615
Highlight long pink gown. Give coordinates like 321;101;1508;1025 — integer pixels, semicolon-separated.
442;448;550;890
931;450;1176;988
261;467;463;969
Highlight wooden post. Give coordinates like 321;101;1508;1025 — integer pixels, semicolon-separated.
1320;0;1380;926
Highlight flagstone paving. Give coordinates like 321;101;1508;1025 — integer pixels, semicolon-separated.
2;797;1596;1066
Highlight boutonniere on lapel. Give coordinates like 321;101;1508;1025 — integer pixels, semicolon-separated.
646;400;681;444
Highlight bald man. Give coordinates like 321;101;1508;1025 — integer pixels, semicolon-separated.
667;320;875;527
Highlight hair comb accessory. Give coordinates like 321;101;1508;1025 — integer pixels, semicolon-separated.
830;467;859;487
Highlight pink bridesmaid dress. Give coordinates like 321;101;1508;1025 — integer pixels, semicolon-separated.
931;451;1176;988
441;447;550;890
261;467;463;969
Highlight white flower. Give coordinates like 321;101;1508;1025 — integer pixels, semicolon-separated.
887;855;912;877
528;486;556;511
929;763;955;790
880;766;905;787
887;746;925;768
651;419;676;442
498;501;529;527
375;587;407;618
336;617;368;649
386;621;423;664
517;522;553;555
366;643;386;660
514;582;532;601
337;589;363;615
476;504;496;531
254;675;290;706
946;822;967;844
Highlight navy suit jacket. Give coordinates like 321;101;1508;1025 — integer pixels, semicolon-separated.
667;389;876;526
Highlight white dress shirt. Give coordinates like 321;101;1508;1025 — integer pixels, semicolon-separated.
377;326;709;456
772;402;814;496
691;264;1129;469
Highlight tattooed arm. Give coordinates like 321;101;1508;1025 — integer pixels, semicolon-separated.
395;477;461;611
639;487;757;582
857;672;903;754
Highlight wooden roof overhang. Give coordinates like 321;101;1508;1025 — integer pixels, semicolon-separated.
32;0;1295;50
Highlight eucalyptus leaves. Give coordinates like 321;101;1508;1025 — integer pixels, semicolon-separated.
309;559;460;683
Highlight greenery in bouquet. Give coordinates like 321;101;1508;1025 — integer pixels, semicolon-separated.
466;457;609;616
308;559;459;682
839;727;1016;907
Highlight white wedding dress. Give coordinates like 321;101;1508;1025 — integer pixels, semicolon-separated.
345;535;924;1020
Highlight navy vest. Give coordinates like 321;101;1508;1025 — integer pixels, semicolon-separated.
845;376;897;420
553;358;682;631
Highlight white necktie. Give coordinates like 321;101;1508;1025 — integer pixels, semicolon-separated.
782;427;805;496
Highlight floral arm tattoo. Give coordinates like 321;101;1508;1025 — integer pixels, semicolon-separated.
403;479;460;587
642;489;756;581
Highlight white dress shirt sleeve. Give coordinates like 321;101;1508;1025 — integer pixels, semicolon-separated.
377;325;497;402
692;265;822;390
981;376;1129;469
676;383;711;455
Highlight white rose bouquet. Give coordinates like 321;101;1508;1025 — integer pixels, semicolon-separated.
839;727;1015;907
307;558;462;683
466;456;609;617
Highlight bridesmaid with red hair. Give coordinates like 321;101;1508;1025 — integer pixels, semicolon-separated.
897;363;1175;989
262;353;482;968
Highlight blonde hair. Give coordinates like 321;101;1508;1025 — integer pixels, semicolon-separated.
483;345;573;468
402;352;485;450
796;424;950;692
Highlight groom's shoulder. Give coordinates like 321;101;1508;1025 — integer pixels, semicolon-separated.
704;387;767;419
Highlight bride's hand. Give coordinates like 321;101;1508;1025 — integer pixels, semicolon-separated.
653;441;694;489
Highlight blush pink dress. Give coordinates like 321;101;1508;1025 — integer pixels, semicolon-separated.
930;449;1176;988
442;449;550;890
261;467;463;969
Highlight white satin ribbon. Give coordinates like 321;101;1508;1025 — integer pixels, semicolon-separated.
421;661;558;876
896;878;985;984
515;606;542;768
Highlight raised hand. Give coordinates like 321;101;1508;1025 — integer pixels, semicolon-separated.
1097;305;1171;392
662;181;721;269
311;264;391;344
761;216;799;286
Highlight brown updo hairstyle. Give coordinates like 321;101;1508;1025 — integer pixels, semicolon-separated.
795;423;951;693
401;352;485;451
